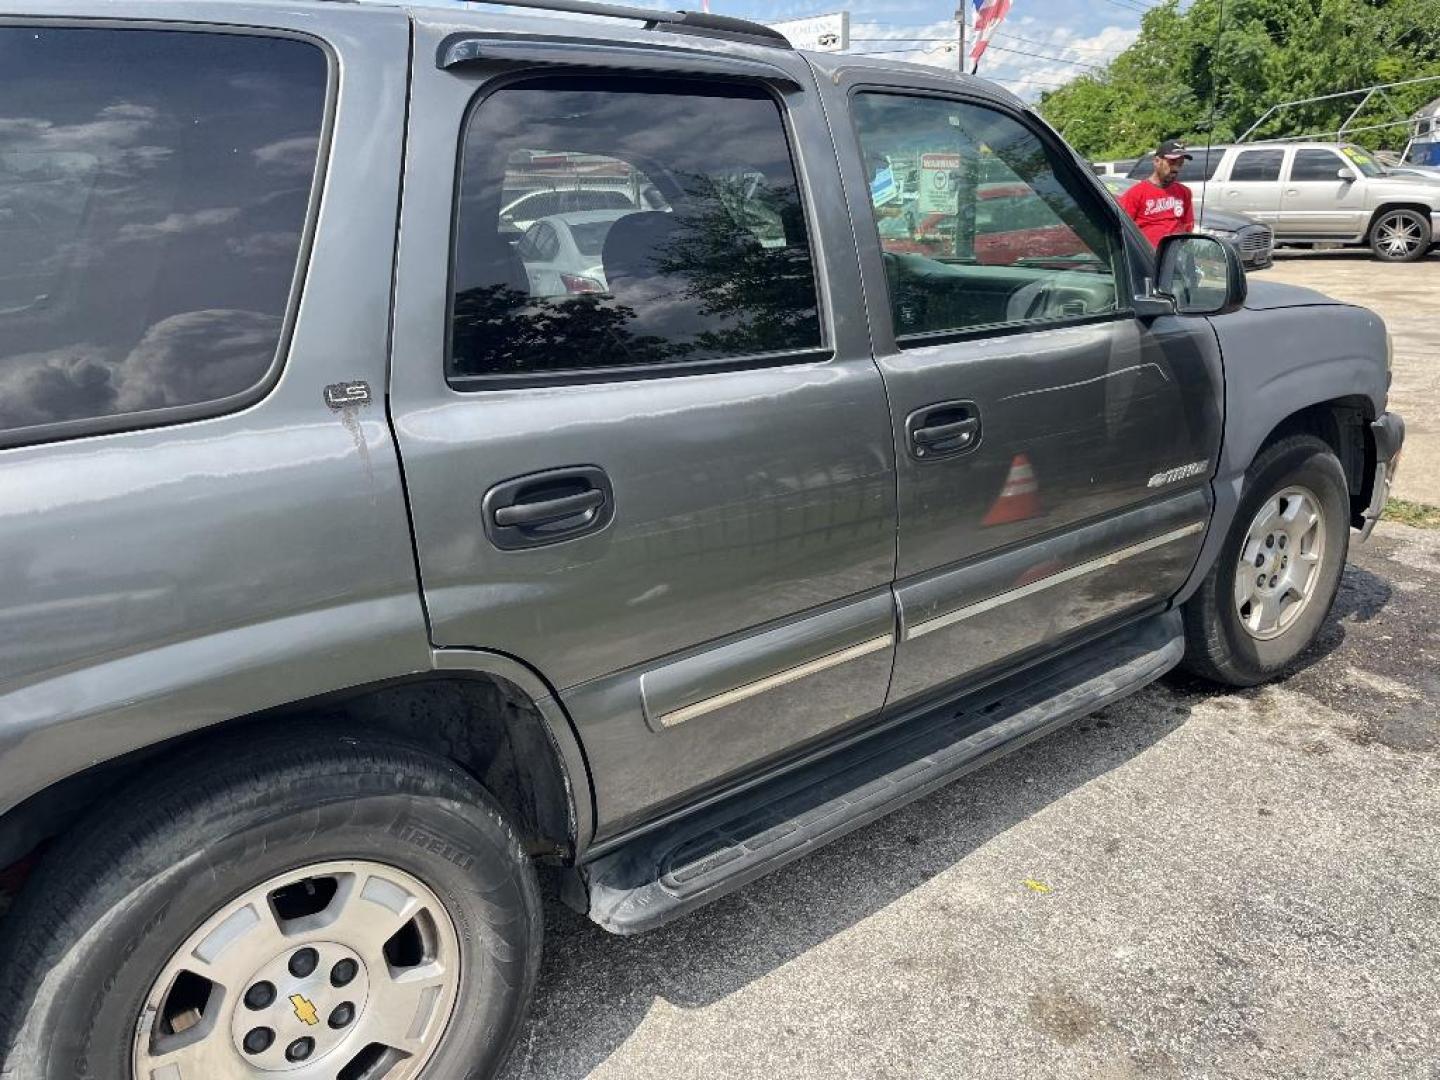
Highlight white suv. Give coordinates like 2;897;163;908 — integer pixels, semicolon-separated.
1130;142;1440;261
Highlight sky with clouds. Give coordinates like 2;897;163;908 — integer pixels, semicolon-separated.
735;0;1151;100
452;0;1160;101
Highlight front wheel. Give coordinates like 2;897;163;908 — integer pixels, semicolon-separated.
1181;435;1350;686
0;733;542;1080
1369;208;1432;262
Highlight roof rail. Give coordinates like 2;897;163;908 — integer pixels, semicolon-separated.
451;0;791;49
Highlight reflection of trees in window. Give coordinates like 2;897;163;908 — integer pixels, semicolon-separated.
451;287;671;375
655;173;819;359
450;172;820;377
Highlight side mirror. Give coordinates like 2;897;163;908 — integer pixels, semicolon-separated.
1153;233;1247;316
1338;167;1358;182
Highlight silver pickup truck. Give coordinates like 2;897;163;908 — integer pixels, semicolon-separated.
1129;142;1440;261
0;3;1406;1078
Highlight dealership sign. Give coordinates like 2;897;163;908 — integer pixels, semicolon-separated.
767;12;849;52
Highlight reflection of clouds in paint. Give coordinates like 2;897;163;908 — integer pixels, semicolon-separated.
117;206;240;242
0;310;279;428
253;135;318;174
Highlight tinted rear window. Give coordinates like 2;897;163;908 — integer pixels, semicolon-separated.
0;27;327;442
1127;149;1224;181
450;75;822;381
1229;149;1284;182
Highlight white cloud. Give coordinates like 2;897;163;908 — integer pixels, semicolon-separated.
253;135;319;173
116;207;240;242
835;16;1137;102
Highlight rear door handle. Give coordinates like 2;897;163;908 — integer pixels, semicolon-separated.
906;401;982;460
483;465;613;550
493;489;603;528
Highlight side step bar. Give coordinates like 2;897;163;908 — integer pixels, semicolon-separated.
583;610;1184;934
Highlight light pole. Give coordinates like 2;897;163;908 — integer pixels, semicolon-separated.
955;2;966;74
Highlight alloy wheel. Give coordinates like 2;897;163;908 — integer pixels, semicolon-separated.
1374;212;1425;259
1233;485;1326;641
133;860;460;1079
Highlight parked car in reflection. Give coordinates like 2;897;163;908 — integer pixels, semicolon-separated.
516;209;634;295
1101;174;1274;270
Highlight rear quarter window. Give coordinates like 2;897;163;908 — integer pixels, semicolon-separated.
0;27;329;445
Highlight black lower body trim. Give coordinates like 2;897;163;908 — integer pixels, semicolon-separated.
583;610;1184;934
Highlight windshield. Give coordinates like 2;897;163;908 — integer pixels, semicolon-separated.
1340;145;1385;177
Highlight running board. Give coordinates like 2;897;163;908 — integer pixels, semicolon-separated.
583;610;1184;934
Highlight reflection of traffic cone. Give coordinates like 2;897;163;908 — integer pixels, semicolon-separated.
983;453;1041;526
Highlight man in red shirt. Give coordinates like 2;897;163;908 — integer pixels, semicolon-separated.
1118;139;1195;246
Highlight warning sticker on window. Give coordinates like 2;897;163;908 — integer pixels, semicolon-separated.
918;152;962;214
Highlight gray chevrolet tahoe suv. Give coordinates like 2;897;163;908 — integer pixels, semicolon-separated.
0;3;1406;1077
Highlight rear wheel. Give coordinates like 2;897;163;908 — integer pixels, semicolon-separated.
1181;435;1350;686
1368;208;1432;262
0;734;542;1080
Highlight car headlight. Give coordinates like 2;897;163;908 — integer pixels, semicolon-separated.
1199;226;1237;239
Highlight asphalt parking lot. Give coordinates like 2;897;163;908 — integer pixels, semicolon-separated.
501;253;1440;1080
1264;249;1440;506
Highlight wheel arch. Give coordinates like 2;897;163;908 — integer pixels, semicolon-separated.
0;656;594;886
1252;395;1376;527
1366;202;1435;240
1175;383;1383;609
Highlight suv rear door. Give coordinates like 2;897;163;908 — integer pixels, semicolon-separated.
816;68;1222;710
390;13;898;840
1217;147;1285;224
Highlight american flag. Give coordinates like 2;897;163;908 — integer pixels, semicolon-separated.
969;0;1013;70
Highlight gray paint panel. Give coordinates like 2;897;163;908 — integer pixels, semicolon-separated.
393;17;900;836
639;589;894;727
0;595;430;808
0;4;424;814
889;490;1208;706
562;588;895;838
1210;301;1389;480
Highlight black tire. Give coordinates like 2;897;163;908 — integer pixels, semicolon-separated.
0;731;542;1080
1368;208;1432;262
1181;435;1350;687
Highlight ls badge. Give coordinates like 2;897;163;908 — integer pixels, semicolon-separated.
324;381;372;409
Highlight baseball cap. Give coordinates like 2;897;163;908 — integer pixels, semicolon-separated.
1157;139;1194;161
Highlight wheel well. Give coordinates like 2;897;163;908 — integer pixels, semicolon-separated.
1367;203;1435;239
0;674;581;879
1256;396;1375;526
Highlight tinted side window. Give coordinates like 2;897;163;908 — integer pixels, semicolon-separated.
1290;149;1346;181
1128;150;1221;181
1229;149;1284;182
0;27;327;441
450;77;821;380
1182;148;1225;181
852;93;1120;339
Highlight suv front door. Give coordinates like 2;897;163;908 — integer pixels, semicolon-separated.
1281;148;1369;237
391;16;898;841
819;75;1222;709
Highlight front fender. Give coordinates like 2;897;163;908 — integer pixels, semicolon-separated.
1211;302;1388;481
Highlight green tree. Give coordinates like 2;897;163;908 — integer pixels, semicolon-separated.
1039;0;1440;160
